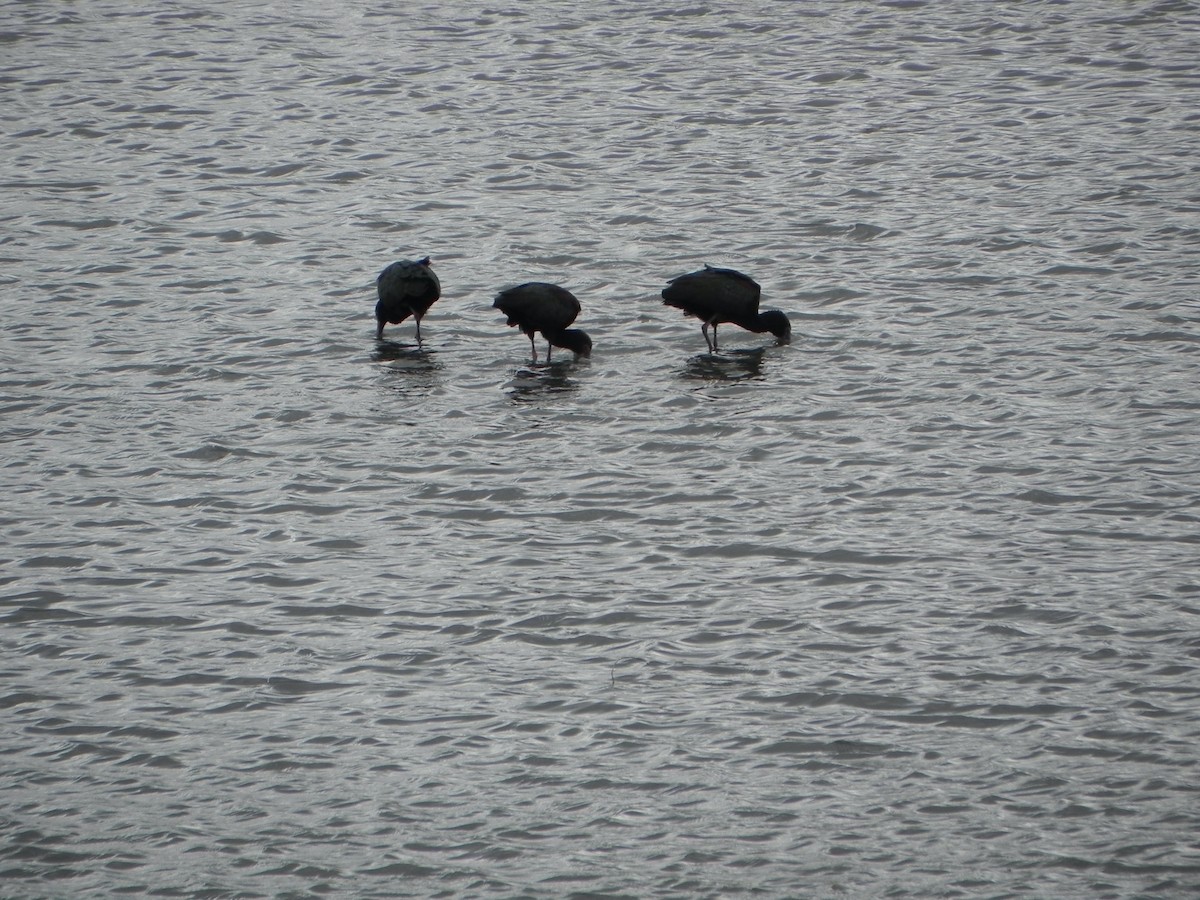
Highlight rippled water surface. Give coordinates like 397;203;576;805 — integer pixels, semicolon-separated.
3;1;1200;897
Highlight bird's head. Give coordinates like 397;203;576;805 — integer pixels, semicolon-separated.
559;329;593;358
761;310;792;344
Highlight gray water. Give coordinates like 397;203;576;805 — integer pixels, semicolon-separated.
3;1;1199;897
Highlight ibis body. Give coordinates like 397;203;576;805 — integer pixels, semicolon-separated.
662;265;791;351
493;282;592;364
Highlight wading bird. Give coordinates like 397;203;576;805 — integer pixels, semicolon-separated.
662;264;791;352
493;282;592;364
375;256;442;343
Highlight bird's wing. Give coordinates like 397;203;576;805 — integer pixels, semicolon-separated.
494;283;580;330
664;268;761;320
704;265;760;297
379;260;440;301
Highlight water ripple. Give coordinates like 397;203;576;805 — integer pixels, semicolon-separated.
1;0;1199;897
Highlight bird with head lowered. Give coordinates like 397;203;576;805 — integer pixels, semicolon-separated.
662;264;791;352
375;256;442;343
492;282;592;364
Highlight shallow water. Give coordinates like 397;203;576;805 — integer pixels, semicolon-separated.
2;1;1200;897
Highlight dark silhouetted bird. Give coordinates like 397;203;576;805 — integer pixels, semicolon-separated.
661;264;791;352
492;282;592;364
375;256;442;342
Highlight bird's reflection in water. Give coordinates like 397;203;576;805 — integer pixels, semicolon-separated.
504;361;581;402
373;341;442;396
682;347;766;382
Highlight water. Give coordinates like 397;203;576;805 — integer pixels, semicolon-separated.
2;0;1199;896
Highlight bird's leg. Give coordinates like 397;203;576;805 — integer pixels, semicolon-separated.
375;319;385;340
701;320;715;353
712;323;719;352
545;341;553;364
414;315;423;346
528;332;538;364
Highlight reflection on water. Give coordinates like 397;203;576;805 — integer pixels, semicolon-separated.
504;361;583;402
682;347;768;381
372;341;432;365
373;341;441;395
